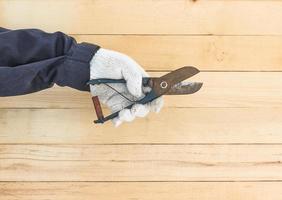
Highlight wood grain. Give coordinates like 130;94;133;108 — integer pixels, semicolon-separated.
0;108;282;144
1;182;282;200
73;35;282;71
1;144;282;181
0;72;281;108
1;0;282;35
1;0;282;198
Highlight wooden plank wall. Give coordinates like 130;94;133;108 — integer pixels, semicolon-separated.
1;0;282;199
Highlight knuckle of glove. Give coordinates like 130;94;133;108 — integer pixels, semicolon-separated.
131;104;150;118
119;109;135;122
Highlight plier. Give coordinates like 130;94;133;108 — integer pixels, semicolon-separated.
87;66;203;124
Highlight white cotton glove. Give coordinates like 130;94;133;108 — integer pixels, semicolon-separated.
90;48;164;126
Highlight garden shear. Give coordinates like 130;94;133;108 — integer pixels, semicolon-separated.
87;66;203;124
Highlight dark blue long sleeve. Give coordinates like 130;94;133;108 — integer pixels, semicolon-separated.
0;28;100;96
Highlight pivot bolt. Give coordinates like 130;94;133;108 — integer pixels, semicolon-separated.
160;81;168;89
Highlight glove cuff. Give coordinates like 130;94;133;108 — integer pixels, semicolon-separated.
69;42;100;64
56;42;100;92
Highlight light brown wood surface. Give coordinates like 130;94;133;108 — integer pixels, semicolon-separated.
74;35;282;71
1;0;282;199
1;108;282;144
2;0;282;35
1;182;282;200
0;72;282;108
1;144;282;181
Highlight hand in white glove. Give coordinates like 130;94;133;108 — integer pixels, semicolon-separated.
90;48;164;126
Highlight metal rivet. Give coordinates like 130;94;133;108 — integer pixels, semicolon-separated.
160;81;168;89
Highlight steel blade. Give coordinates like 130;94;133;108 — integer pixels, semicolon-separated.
160;66;200;86
151;66;201;96
166;82;203;95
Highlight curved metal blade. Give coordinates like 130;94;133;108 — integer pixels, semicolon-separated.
166;82;203;95
160;66;200;86
152;66;201;96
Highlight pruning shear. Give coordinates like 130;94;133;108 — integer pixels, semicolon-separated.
87;66;203;124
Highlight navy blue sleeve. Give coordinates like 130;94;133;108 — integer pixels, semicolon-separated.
0;28;100;96
0;27;10;32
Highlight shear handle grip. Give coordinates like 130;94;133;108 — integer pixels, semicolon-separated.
87;78;151;86
92;96;105;124
94;90;157;124
89;78;156;124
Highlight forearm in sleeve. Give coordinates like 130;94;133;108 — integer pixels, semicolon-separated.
0;28;100;96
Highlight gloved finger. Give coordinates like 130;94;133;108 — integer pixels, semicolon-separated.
99;83;135;112
121;56;147;98
110;100;149;126
118;109;136;122
123;68;143;98
91;83;128;103
107;94;132;113
90;84;110;104
113;104;149;126
112;117;123;127
148;97;164;113
131;104;150;118
142;86;152;94
108;90;131;127
123;57;149;78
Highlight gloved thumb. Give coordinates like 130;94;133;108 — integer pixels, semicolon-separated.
116;52;149;98
126;74;143;98
122;66;143;98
